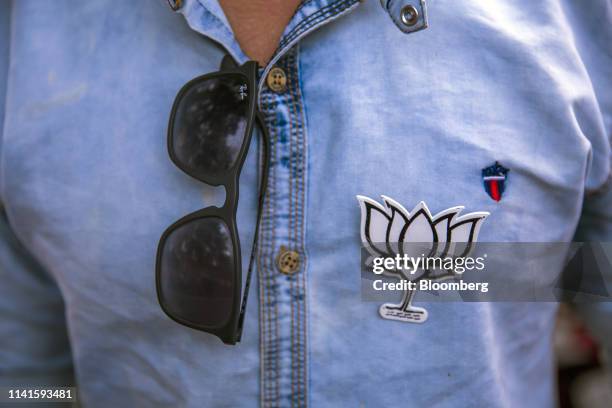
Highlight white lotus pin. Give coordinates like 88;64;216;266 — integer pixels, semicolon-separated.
357;195;489;323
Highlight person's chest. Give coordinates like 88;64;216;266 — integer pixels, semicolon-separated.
1;0;600;406
3;2;597;299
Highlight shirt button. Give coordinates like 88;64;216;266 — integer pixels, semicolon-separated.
266;67;287;93
276;246;300;274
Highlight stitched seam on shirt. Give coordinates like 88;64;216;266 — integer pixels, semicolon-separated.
286;49;298;405
258;91;275;408
289;56;303;406
289;50;303;408
291;50;307;406
296;44;309;408
258;91;268;407
277;0;357;52
296;46;308;408
285;50;297;407
257;108;266;408
259;90;281;407
278;0;346;49
261;90;269;407
286;0;326;37
270;89;280;407
283;46;307;408
281;48;294;408
295;0;319;18
293;49;304;408
269;90;278;408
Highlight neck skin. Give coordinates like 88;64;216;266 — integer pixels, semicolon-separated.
219;0;302;65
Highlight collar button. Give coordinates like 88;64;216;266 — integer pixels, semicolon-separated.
266;67;288;93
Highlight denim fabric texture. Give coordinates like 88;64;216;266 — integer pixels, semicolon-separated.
0;0;611;407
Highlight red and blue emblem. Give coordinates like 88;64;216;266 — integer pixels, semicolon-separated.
482;161;509;202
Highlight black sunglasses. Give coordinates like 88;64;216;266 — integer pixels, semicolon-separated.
156;57;269;345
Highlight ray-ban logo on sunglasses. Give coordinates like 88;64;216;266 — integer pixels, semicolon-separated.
238;84;248;100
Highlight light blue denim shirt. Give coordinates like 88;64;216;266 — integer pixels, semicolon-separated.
1;0;611;407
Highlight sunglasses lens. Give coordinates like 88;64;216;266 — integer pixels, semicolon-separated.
158;217;235;328
171;74;250;180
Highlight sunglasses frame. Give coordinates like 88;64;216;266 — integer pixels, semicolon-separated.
156;59;267;345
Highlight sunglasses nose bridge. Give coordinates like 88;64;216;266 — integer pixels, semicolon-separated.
222;177;240;212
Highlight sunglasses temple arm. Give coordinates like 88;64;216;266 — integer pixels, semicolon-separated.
236;113;270;342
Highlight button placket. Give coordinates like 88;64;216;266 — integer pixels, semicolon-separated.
257;46;308;408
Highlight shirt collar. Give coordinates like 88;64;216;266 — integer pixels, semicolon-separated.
177;0;361;72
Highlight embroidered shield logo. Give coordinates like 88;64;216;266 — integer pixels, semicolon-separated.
356;195;488;323
482;161;509;202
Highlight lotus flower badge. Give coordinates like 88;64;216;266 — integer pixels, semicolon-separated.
357;195;489;323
